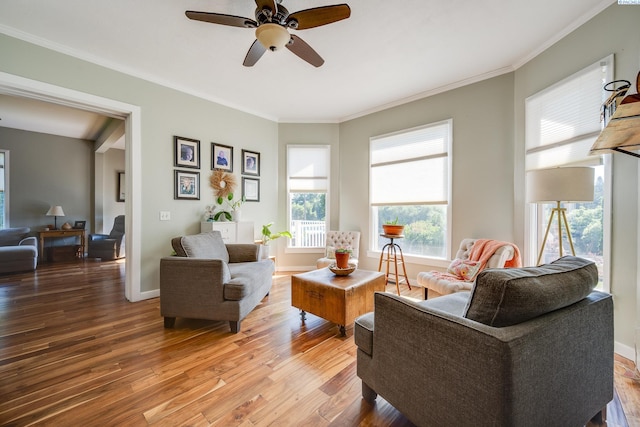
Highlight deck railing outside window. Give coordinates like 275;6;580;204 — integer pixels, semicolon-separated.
290;220;326;248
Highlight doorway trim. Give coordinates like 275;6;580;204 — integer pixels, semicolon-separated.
0;71;143;301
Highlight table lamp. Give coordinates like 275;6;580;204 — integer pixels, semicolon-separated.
526;167;594;265
46;205;65;230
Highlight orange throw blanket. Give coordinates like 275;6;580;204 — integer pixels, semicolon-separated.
430;239;521;282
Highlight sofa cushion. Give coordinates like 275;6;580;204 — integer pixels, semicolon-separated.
225;260;274;300
172;231;229;263
463;256;598;327
0;227;30;247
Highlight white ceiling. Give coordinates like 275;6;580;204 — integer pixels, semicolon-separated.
0;0;614;135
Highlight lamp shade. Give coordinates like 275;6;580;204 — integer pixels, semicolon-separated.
255;23;290;51
46;205;65;217
526;167;594;203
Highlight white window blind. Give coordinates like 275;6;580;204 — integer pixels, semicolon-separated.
525;55;612;170
287;145;329;192
370;121;450;206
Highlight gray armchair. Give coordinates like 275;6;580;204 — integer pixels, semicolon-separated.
160;231;274;333
88;215;125;260
355;256;613;426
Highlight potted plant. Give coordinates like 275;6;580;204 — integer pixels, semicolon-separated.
334;247;352;269
382;217;405;236
260;222;292;259
212;193;245;222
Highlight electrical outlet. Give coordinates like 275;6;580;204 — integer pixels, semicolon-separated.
159;211;171;221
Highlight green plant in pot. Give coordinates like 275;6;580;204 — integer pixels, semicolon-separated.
260;222;292;259
382;217;405;236
334;247;352;269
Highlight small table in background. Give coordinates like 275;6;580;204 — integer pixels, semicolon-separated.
38;229;85;262
378;233;411;296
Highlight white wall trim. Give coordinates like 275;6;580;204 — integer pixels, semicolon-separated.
615;341;636;362
0;71;144;302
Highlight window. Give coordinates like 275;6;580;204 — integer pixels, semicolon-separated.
287;145;330;248
525;55;612;290
370;120;452;259
0;150;7;229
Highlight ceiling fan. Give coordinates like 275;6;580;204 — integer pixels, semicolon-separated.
186;0;351;67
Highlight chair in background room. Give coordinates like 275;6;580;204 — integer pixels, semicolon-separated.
88;215;125;260
417;238;520;299
317;231;361;269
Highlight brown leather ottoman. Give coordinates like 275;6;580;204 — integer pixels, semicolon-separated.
291;268;386;335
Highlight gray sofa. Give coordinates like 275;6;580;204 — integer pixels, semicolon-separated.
355;256;613;427
160;230;274;333
0;227;38;274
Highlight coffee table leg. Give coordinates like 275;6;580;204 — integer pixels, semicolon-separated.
339;325;346;336
300;310;306;321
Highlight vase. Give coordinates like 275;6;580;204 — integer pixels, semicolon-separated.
335;251;350;269
232;210;242;222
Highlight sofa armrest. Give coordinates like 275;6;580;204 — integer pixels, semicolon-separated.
226;244;259;263
159;257;231;318
364;291;613;426
89;234;109;242
19;236;37;247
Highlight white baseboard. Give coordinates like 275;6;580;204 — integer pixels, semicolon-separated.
139;289;160;300
615;341;636;362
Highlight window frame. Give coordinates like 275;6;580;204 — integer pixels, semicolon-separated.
368;120;453;265
0;150;9;229
524;56;612;291
285;144;330;253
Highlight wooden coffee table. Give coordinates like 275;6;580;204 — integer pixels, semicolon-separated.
291;268;385;336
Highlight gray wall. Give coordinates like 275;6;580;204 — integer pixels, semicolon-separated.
0;127;93;232
0;32;279;294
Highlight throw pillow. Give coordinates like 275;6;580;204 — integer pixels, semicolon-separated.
173;230;229;263
463;256;598;327
447;258;481;281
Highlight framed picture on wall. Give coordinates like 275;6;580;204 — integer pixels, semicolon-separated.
117;171;125;202
242;177;260;202
174;136;200;169
212;143;233;172
175;170;200;200
241;149;260;176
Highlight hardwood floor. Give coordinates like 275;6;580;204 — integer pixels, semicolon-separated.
0;260;637;426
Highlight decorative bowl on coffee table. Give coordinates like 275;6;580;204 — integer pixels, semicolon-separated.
329;263;356;276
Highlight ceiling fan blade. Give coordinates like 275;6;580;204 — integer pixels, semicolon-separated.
186;11;257;28
243;39;267;67
287;4;351;30
255;0;278;15
286;35;324;67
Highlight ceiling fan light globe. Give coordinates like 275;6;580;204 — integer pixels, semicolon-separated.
255;23;290;51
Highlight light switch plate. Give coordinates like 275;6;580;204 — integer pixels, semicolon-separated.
159;211;171;221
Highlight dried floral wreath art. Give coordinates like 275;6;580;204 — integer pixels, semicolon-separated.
209;170;237;199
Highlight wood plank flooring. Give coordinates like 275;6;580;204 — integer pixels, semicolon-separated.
0;260;637;426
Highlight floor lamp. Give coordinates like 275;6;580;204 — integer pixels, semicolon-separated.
526;167;594;266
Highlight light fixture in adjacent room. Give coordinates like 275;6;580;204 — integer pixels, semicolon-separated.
46;205;65;230
526;167;594;265
255;23;291;51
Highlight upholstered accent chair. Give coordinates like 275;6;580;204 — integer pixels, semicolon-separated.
160;230;274;333
355;256;613;427
317;231;361;269
417;238;520;299
88;215;125;260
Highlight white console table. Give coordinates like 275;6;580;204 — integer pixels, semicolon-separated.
200;221;254;243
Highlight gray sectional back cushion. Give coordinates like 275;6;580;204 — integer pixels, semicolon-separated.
0;227;30;246
172;231;229;263
463;256;598;327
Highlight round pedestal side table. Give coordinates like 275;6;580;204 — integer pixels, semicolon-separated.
378;233;412;295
